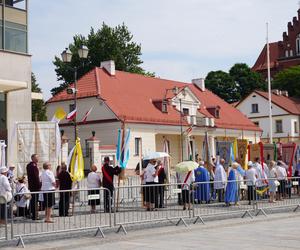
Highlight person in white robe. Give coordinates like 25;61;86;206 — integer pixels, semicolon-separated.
214;158;227;202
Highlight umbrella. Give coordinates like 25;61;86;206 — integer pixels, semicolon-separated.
175;161;199;174
143;152;170;160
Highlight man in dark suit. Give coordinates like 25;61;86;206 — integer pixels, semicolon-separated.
57;163;72;216
102;157;121;212
26;154;41;220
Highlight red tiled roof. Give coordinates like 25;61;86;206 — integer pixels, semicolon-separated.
255;90;300;115
47;67;261;131
252;42;280;71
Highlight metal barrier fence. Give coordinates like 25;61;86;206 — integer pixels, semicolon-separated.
254;177;300;216
10;188;112;247
1;177;300;247
192;179;256;223
0;195;8;241
113;183;192;233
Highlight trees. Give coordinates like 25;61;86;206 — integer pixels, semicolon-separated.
51;23;154;96
229;63;266;98
205;63;266;103
32;73;47;121
205;71;240;103
273;66;300;97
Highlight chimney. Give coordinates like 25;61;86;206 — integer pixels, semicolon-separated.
282;91;289;97
272;89;280;95
100;60;115;76
192;78;205;91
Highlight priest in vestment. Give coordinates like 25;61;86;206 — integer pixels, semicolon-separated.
194;161;210;204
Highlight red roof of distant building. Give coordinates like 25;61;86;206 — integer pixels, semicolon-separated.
254;90;300;115
47;67;261;131
252;42;280;72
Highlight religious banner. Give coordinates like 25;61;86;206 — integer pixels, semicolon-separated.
237;139;248;169
248;142;263;163
263;143;276;165
216;141;232;167
279;143;297;177
14;122;61;177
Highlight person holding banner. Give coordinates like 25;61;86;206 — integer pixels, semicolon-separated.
102;157;121;213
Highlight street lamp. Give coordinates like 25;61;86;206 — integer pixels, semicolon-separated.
179;88;186;161
61;45;89;143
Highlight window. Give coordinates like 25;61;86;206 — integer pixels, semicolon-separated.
253;121;259;127
0;93;6;130
251;103;259;113
275;120;283;133
294;121;298;133
162;101;168;113
290;50;293;57
134;138;141;156
285;50;289;57
296;34;300;55
4;21;27;53
182;108;189;116
69;104;75;112
215;109;220;118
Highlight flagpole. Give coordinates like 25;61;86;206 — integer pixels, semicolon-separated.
267;22;273;143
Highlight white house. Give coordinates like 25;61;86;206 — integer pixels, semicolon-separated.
236;90;300;143
46;61;261;171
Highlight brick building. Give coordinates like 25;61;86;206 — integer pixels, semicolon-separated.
252;8;300;78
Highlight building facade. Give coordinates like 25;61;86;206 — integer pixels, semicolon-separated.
252;8;300;78
46;61;261;170
236;90;300;143
0;0;32;165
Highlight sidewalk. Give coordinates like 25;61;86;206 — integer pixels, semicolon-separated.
2;213;299;250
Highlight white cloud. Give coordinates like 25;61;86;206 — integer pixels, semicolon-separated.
29;0;300;99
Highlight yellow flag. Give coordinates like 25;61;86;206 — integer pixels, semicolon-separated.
233;139;238;159
51;107;66;123
70;138;84;182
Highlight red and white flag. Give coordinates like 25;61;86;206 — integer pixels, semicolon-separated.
66;109;77;120
81;106;93;123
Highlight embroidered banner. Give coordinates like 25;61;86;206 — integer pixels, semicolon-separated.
216;141;232;167
280;143;297;177
248;143;263;163
263;143;276;165
237;139;248;169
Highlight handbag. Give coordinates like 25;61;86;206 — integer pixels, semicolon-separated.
274;180;280;187
0;191;12;204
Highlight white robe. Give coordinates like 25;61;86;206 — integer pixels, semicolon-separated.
214;164;226;190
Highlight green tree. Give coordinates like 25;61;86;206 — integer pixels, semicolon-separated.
205;70;240;103
51;23;154;96
229;63;266;98
32;73;47;121
273;66;300;97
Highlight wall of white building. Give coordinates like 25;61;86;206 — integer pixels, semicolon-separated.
237;93;300;141
0;51;32;165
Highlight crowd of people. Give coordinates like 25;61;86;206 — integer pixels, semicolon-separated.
0;154;121;224
1;153;300;224
138;156;300;211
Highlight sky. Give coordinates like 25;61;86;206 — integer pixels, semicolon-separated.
29;0;300;100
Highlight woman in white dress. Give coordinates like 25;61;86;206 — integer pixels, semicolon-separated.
41;162;56;223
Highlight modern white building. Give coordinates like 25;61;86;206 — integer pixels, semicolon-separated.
0;0;32;165
46;61;261;171
236;90;300;143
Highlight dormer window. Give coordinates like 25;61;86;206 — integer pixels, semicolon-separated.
206;106;220;119
182;108;189;116
162;101;168;113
